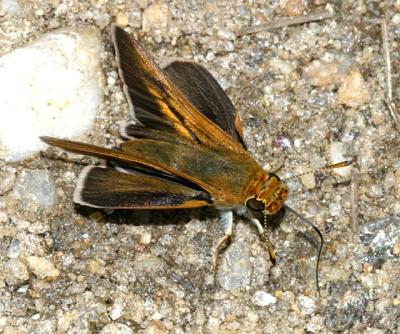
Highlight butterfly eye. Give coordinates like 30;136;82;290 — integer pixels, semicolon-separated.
246;197;265;212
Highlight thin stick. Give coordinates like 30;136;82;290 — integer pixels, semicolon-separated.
381;18;400;130
350;169;359;236
236;7;335;37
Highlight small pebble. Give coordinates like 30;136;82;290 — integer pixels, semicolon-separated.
392;13;400;24
299;172;316;190
115;13;129;27
302;59;351;87
252;291;277;306
99;323;133;334
358;272;379;289
363;263;373;273
110;302;123;320
134;254;165;273
247;311;259;323
11;170;55;208
323;265;350;281
139;232;152;245
142;3;171;33
218;241;251;290
217;28;236;41
143;321;166;334
4;259;29;286
392;243;400;256
284;0;305;16
337;69;370;107
26;256;60;279
298;295;316;315
270;58;295;75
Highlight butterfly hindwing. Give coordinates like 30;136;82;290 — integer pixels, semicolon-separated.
163;60;246;147
74;166;212;209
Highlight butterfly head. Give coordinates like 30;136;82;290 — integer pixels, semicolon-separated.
246;173;288;215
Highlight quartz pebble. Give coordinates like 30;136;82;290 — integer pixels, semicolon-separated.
218;241;251;290
252;291;277;306
0;26;104;161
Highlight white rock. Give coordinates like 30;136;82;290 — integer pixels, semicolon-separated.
110;302;123;320
298;295;316;315
0;26;104;162
393;13;400;25
139;232;152;245
252;290;277;306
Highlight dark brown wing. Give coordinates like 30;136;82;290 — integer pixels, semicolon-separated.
112;24;244;153
74;166;212;209
163;60;246;147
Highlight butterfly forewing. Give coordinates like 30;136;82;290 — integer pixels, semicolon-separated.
112;24;245;153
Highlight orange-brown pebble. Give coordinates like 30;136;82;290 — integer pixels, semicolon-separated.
284;0;305;16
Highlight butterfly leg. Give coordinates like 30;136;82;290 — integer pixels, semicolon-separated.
213;210;233;284
242;210;277;266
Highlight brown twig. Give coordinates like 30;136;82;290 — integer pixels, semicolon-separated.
350;169;358;236
236;6;335;37
381;18;400;130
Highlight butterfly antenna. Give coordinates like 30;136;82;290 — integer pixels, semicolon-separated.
283;204;324;296
282;158;355;182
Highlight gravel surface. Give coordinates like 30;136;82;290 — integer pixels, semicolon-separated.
1;1;399;333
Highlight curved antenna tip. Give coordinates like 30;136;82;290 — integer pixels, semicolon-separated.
283;204;324;297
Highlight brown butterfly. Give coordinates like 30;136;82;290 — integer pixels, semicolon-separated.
41;25;350;291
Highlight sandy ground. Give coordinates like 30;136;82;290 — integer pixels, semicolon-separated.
1;0;399;333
